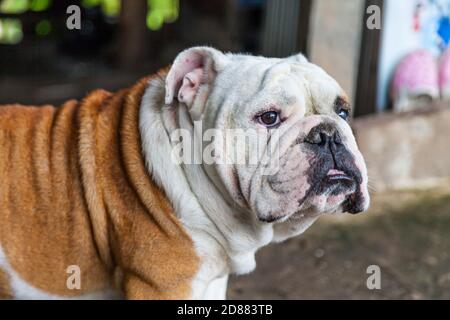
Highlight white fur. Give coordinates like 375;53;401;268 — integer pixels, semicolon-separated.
138;47;369;299
202;275;228;300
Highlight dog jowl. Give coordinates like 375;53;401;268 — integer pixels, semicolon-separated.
0;46;369;299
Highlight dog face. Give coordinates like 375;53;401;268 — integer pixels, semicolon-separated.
165;47;369;237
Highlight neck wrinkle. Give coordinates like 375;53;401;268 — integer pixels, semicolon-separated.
120;77;189;238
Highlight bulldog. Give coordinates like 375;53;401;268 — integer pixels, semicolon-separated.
0;47;369;300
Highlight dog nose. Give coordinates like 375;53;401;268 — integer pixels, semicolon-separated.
305;124;342;148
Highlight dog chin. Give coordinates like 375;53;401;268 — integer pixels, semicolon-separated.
306;193;349;214
305;166;369;214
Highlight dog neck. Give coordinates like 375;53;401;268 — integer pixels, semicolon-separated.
139;74;274;282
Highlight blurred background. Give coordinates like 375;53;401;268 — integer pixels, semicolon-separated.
0;0;449;299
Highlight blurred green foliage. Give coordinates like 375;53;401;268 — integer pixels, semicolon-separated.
147;0;179;30
81;0;120;17
0;0;180;44
0;0;51;14
0;18;23;44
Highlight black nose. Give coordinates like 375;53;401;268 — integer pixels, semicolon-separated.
305;123;342;148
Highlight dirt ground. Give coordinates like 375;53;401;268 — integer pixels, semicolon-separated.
227;189;450;299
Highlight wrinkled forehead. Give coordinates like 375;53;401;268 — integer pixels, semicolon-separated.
218;55;348;113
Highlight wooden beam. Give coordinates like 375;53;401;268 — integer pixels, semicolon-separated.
297;0;312;56
261;0;301;57
354;0;383;118
119;0;148;70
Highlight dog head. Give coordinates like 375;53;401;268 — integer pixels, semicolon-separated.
165;47;370;239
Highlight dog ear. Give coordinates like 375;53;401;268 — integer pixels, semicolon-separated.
286;52;308;64
165;47;229;107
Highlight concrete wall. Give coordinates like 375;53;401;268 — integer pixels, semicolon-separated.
353;104;450;192
308;0;365;105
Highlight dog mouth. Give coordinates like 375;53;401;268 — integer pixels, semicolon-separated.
305;167;365;215
258;168;364;224
258;144;367;223
319;168;357;194
322;169;366;215
325;169;354;183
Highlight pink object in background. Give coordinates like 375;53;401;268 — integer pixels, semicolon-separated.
438;48;450;100
391;49;439;111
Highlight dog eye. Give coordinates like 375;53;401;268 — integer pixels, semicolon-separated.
337;109;349;121
259;111;280;127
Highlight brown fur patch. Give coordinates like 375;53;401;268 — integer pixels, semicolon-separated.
0;70;199;299
0;268;11;299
